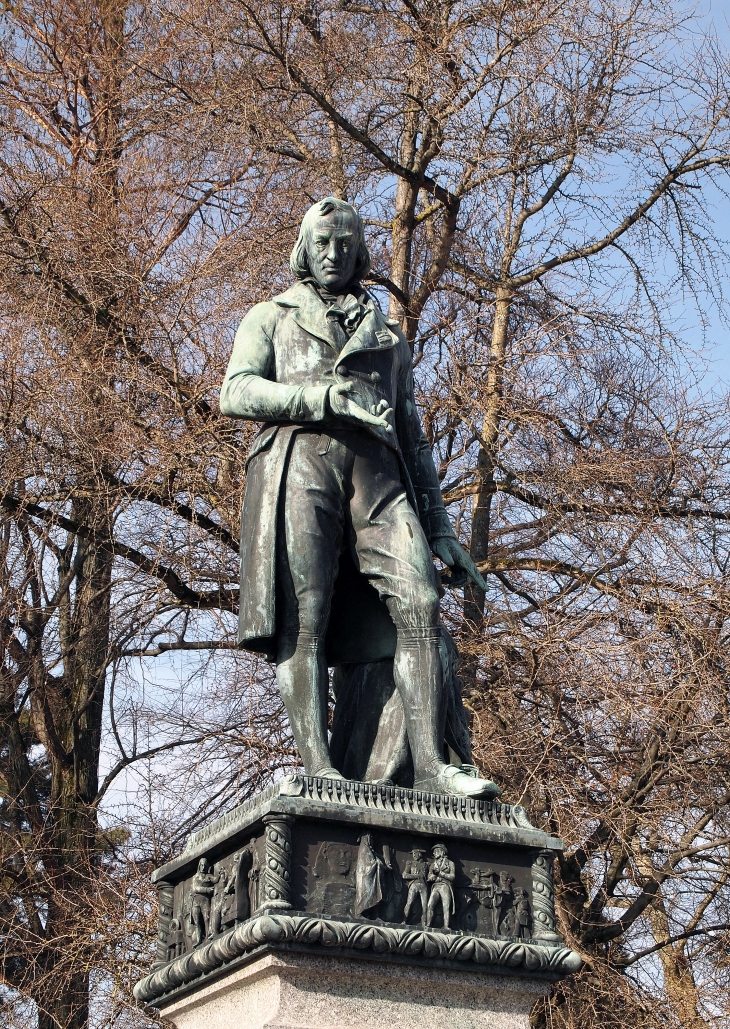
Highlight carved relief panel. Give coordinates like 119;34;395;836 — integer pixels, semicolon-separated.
290;820;533;938
164;835;264;959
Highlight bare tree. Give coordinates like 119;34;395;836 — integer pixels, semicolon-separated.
0;2;304;1024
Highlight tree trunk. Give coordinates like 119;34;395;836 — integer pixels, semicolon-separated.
463;288;512;672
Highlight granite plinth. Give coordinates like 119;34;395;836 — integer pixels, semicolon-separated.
157;949;550;1029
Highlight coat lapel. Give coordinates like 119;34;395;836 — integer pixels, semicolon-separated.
274;282;340;349
334;302;397;368
273;281;398;358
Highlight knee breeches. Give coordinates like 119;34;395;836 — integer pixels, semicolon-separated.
276;429;440;642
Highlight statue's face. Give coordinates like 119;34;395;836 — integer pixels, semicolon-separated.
327;845;351;876
306;209;359;292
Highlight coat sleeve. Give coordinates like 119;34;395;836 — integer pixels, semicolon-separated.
220;302;330;422
394;332;455;543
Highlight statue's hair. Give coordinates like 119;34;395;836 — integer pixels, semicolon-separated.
290;197;370;280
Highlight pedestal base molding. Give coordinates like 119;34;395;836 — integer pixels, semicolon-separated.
134;912;581;1004
159;950;551;1029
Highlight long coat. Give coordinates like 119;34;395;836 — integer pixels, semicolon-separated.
220;280;454;664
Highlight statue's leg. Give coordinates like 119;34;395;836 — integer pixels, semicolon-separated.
425;891;437;928
349;438;499;798
347;440;445;779
419;883;428;926
274;432;345;775
444;889;452;929
403;882;415;921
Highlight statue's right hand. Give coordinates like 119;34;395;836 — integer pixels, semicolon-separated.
327;382;394;433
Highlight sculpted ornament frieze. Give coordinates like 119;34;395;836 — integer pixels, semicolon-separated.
165;831;535;955
135;911;582;1005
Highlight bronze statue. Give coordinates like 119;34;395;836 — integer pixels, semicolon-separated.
221;198;499;798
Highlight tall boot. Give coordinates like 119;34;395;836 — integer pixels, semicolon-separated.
394;627;500;799
275;631;342;778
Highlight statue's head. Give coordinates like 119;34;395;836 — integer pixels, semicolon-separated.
313;841;352;878
290;197;370;291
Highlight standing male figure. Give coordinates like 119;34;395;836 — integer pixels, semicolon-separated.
403;847;429;926
221;197;498;798
189;858;215;946
426;843;456;929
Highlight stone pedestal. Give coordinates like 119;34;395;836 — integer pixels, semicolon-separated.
134;775;581;1024
158;950;549;1029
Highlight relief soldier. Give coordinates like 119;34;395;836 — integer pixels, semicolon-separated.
514;887;532;940
402;847;429;926
221;198;499;800
425;843;456;930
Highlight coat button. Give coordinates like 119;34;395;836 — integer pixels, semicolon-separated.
339;365;349;376
370;371;381;383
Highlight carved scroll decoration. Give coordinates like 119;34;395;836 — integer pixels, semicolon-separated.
261;814;294;911
152;881;175;969
531;849;562;944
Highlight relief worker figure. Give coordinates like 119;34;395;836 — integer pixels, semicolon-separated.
221;197;499;799
210;867;235;936
189;858;215;946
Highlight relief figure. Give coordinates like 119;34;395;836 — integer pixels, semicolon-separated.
165;917;186;962
189;858;215;946
210;867;235;936
232;847;253;923
496;871;516;937
310;841;355;916
354;833;386;917
403;848;429;927
425;843;455;930
354;835;403;921
514;887;532;940
248;837;262;914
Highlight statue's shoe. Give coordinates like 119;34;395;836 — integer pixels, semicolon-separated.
414;764;501;799
311;766;346;781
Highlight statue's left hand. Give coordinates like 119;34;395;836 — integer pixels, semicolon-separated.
431;536;486;591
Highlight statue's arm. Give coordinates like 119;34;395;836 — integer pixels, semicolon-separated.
394;334;455;544
220;303;329;423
